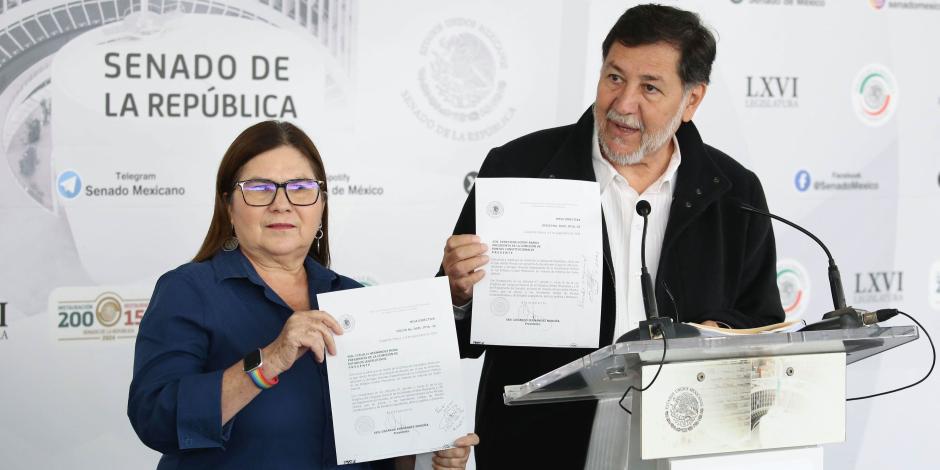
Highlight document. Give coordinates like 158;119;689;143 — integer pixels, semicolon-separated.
320;277;470;464
687;320;805;335
472;177;602;348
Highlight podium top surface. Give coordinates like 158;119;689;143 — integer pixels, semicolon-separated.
504;325;918;405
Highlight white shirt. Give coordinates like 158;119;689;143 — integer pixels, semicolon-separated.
583;131;681;470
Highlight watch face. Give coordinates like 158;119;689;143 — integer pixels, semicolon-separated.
243;349;263;372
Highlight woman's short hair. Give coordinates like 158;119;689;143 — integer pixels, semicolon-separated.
194;121;331;266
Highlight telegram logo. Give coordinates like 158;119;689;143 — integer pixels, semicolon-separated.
57;170;82;199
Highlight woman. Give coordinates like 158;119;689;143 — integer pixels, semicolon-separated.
128;121;477;469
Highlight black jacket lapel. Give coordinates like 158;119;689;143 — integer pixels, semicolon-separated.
661;121;732;253
537;108;597;182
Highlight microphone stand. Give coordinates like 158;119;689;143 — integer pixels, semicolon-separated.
737;202;879;330
617;200;700;342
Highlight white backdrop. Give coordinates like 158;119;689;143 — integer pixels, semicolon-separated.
1;0;938;468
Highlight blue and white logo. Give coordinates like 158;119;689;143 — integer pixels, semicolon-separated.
57;170;82;199
794;170;811;192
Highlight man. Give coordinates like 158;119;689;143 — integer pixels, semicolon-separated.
440;5;784;469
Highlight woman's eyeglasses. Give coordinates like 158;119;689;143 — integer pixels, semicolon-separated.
234;179;325;206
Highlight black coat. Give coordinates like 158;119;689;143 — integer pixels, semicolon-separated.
444;108;785;469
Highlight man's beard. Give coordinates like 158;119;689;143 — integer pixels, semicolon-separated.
596;95;688;166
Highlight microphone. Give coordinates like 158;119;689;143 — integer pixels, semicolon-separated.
635;200;659;319
735;202;886;330
737;202;846;310
616;201;700;342
800;308;899;331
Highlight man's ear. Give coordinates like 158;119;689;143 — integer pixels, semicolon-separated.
681;83;707;122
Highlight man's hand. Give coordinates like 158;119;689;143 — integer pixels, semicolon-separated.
442;235;488;306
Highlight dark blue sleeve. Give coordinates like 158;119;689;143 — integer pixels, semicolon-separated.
127;270;233;454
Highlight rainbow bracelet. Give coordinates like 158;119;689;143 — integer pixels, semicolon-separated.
248;367;279;390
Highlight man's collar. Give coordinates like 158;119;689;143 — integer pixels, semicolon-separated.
659;138;682;190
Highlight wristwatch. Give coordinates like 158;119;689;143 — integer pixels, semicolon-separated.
243;348;278;389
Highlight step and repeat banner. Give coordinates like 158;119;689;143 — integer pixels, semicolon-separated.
1;0;938;468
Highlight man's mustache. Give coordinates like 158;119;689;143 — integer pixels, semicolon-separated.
606;110;644;131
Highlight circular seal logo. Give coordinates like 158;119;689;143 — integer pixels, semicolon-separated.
340;314;356;332
56;170;82;199
869;0;886;9
95;294;122;327
490;297;509;316
664;387;704;432
486;201;504;218
777;259;811;321
420;19;503;116
427;33;494;110
355;415;375;435
464;171;478;194
852;64;897;126
402;18;514;142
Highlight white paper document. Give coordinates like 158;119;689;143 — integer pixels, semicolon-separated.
472;177;602;348
320;277;470;464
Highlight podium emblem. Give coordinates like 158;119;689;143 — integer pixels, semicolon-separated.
664;386;703;432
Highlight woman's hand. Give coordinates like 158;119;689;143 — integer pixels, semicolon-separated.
262;310;343;377
431;433;479;470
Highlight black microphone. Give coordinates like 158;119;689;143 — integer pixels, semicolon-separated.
616;201;700;342
799;308;898;331
737;202;846;310
736;202;884;330
635;200;659;319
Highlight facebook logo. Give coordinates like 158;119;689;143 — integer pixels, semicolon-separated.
794;170;811;192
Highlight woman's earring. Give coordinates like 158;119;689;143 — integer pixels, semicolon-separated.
315;226;323;251
222;236;239;251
